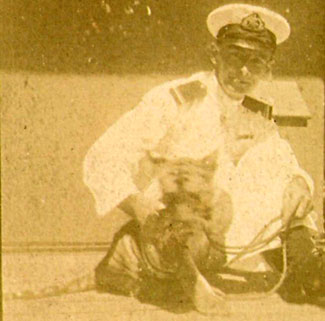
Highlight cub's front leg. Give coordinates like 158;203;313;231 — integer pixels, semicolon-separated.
175;239;229;315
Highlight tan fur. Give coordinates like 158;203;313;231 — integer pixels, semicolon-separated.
139;151;232;314
4;271;96;300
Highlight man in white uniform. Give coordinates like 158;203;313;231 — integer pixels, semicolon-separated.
84;4;324;312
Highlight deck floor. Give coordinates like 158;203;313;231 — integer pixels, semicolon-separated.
2;252;324;321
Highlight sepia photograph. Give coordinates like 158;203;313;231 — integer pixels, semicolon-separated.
1;0;324;320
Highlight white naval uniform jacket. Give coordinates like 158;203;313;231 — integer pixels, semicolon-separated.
84;71;317;260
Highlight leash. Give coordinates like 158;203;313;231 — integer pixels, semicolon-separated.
209;214;296;301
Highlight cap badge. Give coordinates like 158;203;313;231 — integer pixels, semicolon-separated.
241;13;265;32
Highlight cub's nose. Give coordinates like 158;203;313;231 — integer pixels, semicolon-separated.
175;176;189;186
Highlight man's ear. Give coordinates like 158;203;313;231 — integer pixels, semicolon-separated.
202;150;218;170
263;61;274;81
206;41;220;66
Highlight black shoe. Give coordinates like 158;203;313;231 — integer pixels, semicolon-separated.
302;234;325;308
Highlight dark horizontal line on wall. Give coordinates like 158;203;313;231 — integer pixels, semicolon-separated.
2;242;111;253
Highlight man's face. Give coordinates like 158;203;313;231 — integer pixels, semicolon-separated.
215;41;274;99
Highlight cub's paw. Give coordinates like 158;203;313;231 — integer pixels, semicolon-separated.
192;274;230;316
194;294;230;316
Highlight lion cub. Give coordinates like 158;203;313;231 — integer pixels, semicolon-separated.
139;151;233;314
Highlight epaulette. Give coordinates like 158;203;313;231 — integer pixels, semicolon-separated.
242;96;273;120
169;80;207;106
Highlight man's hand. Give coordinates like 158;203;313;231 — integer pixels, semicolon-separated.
118;193;164;225
282;176;313;226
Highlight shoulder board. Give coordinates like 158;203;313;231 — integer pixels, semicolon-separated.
169;80;207;106
242;96;273;120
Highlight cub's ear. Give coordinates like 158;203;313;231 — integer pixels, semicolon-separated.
147;151;167;164
202;150;218;170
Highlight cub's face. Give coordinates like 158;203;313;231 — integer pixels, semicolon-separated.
157;159;215;195
149;153;218;216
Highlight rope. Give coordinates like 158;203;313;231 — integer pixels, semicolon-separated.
208;215;283;257
214;214;296;301
222;234;288;301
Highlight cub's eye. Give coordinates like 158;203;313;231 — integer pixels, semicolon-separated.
164;169;179;176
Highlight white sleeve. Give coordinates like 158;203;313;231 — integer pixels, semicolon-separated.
272;133;314;195
83;86;178;216
273;134;318;230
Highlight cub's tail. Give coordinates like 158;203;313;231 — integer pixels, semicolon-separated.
4;270;96;300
